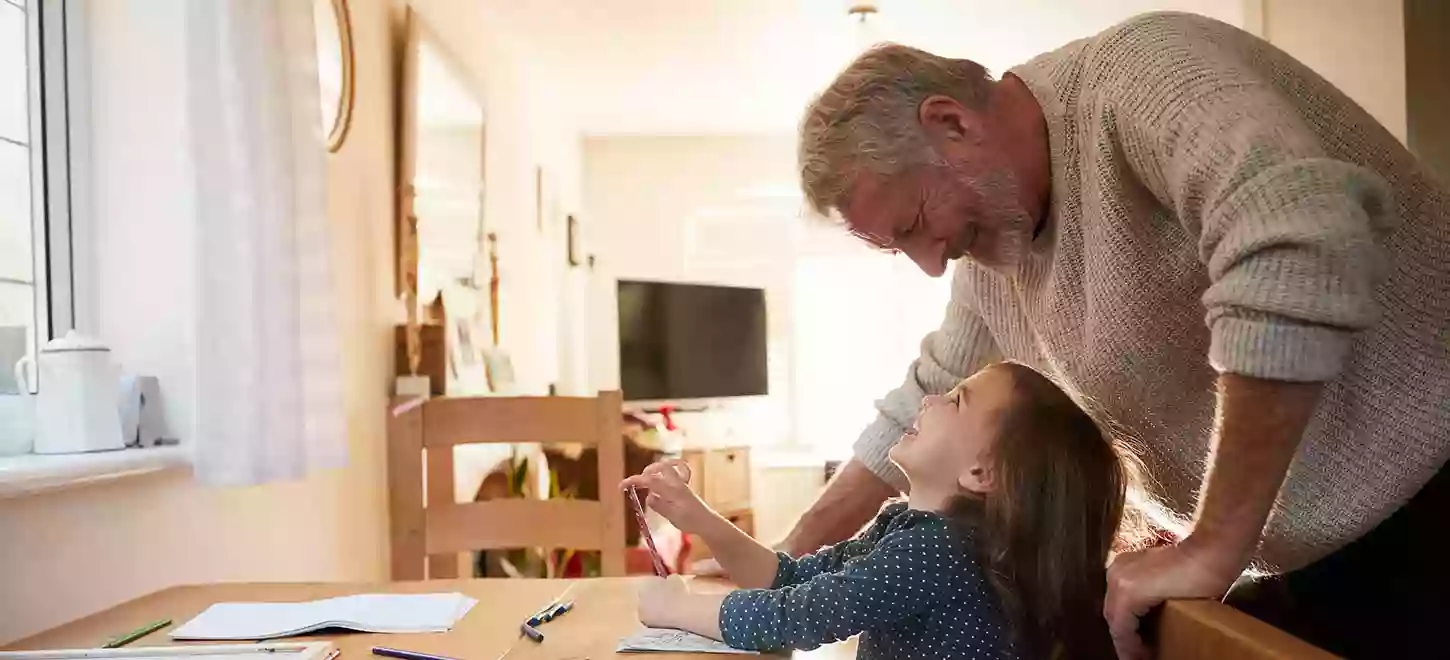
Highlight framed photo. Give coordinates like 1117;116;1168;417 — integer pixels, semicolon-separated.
567;214;582;267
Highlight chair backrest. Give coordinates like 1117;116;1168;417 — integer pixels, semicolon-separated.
387;392;625;580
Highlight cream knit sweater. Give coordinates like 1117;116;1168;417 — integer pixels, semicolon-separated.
853;12;1450;572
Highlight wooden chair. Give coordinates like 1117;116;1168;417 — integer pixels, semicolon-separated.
387;392;626;580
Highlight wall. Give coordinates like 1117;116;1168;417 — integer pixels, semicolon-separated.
583;136;799;447
1405;0;1450;181
1258;0;1407;141
582;136;954;454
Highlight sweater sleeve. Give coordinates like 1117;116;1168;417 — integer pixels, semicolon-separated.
853;268;1002;489
1098;13;1394;382
717;521;970;652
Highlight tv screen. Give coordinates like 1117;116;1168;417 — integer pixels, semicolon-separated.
616;280;768;402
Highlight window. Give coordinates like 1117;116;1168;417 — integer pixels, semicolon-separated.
791;253;953;457
1;0;74;394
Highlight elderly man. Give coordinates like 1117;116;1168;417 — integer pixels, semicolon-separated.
772;11;1448;659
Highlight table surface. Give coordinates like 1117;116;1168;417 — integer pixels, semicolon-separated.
5;578;855;660
7;578;1333;660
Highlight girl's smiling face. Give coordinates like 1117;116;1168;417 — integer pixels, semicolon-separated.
889;364;1017;494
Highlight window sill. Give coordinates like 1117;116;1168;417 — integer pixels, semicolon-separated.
0;446;190;499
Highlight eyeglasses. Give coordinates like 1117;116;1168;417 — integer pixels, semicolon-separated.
847;210;924;254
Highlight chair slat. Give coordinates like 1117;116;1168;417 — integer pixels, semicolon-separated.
387;400;426;581
422;396;603;447
426;499;607;555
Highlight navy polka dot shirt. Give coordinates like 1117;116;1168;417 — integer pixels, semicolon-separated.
719;502;1015;659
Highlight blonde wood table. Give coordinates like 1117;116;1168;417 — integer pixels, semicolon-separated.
4;579;854;660
6;579;1329;659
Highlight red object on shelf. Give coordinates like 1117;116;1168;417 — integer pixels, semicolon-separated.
657;406;678;431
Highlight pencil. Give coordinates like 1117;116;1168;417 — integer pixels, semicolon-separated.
102;618;172;648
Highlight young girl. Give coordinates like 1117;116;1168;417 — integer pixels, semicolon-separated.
622;362;1131;659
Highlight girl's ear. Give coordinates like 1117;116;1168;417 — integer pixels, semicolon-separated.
959;464;994;494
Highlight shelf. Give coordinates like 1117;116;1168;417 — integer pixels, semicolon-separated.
0;446;190;499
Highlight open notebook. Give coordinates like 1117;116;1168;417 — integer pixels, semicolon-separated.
171;593;478;640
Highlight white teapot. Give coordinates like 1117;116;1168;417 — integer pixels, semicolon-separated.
27;331;125;454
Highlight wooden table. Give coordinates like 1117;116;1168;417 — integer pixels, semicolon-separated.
7;579;1331;659
4;578;854;660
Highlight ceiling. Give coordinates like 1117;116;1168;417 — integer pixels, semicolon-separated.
479;0;1246;135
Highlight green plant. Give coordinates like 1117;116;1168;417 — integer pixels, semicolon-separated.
490;453;601;579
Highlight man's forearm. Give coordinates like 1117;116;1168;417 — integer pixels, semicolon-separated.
1189;373;1323;563
781;458;898;556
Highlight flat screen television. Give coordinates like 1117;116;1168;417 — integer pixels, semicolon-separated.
616;280;768;402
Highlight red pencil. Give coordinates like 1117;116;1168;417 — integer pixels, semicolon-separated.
627;486;669;577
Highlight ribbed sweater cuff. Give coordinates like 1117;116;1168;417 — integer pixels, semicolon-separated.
1209;316;1353;382
852;416;910;492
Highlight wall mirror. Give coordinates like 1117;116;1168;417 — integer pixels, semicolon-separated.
314;0;355;152
398;9;491;394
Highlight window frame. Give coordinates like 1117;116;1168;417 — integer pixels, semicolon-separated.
17;0;78;388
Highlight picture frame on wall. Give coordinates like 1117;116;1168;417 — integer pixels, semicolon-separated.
567;214;582;267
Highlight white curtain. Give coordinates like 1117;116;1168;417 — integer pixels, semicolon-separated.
185;0;345;485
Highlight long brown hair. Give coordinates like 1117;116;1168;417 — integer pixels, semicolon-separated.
947;362;1132;659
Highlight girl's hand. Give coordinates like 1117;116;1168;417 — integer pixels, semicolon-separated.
621;459;718;536
637;575;691;628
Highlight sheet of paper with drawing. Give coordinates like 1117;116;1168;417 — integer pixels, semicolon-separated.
617;628;759;654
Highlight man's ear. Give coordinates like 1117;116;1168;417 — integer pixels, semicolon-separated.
958;464;994;494
918;95;981;145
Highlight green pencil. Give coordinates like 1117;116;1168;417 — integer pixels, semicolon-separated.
102;618;172;648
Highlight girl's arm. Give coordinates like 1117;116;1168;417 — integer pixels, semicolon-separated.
622;460;778;588
639;519;986;651
694;499;894;589
718;520;974;652
692;512;779;589
638;576;728;640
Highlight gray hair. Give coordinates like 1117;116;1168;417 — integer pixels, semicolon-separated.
798;44;993;219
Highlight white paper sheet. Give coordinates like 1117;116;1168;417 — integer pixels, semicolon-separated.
171;593;478;640
616;628;759;654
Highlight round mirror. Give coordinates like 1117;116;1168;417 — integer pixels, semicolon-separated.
315;0;355;152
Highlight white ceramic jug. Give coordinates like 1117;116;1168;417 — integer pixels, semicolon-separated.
0;358;36;456
31;331;125;454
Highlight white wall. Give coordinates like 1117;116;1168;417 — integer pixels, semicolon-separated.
0;0;586;642
583;136;798;447
582;136;953;455
1257;0;1407;141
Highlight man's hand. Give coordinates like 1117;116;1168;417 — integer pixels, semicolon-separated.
1106;374;1322;659
1104;537;1249;659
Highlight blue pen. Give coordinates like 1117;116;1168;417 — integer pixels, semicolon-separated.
528;601;574;626
536;603;574;626
372;647;461;660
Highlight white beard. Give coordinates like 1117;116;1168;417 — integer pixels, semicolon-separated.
962;168;1033;274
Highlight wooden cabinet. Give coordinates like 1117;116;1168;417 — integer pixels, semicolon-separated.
702;447;751;512
681;446;752;533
